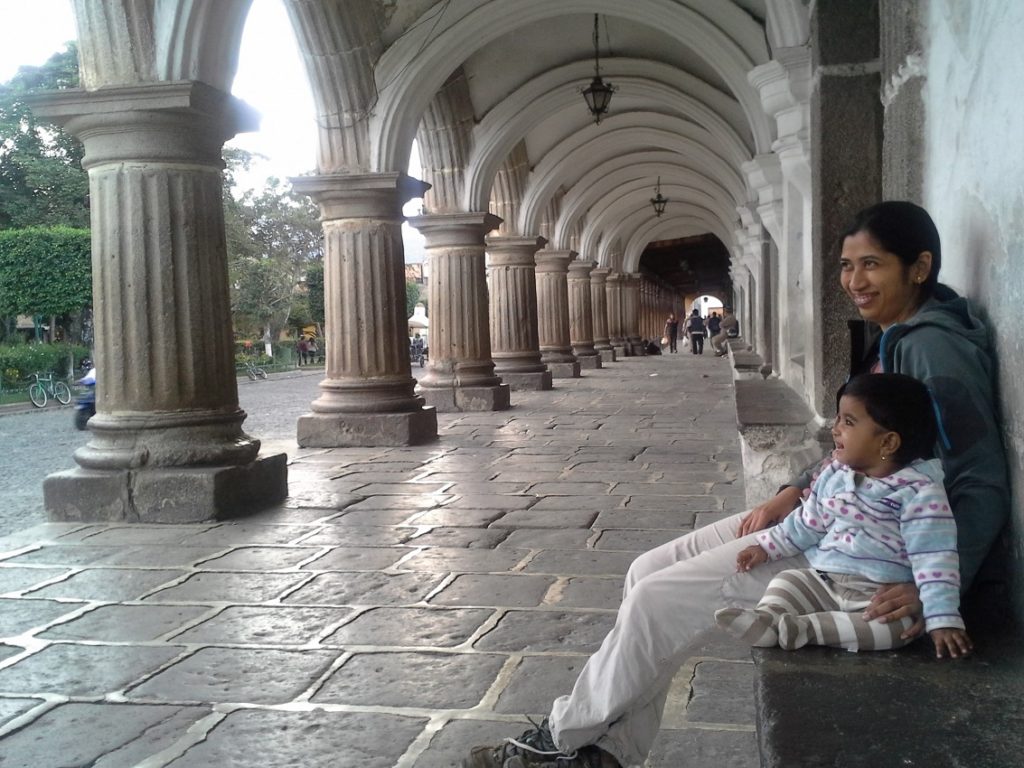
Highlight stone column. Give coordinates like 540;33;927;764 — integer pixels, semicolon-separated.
291;172;437;446
567;259;601;369
625;273;644;354
811;0;882;417
590;267;616;363
485;235;553;390
31;82;287;523
407;213;510;411
535;250;581;378
606;272;629;357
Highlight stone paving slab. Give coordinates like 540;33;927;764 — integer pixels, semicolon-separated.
0;351;756;767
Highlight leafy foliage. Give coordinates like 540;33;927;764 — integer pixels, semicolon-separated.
223;148;323;340
406;280;421;318
0;341;89;389
0;43;89;229
0;226;91;318
305;261;324;326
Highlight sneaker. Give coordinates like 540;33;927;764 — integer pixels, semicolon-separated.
461;719;621;768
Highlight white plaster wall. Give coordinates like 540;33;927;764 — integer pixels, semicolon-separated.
923;0;1024;611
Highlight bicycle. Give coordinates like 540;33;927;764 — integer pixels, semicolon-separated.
28;372;72;408
243;359;268;381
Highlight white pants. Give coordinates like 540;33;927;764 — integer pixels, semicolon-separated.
549;511;809;767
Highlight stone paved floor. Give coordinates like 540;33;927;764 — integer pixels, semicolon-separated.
0;351;759;768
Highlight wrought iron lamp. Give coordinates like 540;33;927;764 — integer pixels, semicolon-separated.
650;176;668;217
581;14;615;124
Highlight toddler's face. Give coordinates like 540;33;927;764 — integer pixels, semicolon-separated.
831;395;892;474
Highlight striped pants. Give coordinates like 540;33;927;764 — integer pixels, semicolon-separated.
714;568;916;652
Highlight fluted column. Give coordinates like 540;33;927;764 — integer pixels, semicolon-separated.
31;82;286;522
590;268;615;363
606;272;629;357
534;250;581;378
291;172;437;446
485;235;552;390
567;259;601;369
626;273;644;354
407;213;510;411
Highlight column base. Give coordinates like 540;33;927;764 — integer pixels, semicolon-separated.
421;384;511;412
599;349;617;363
498;370;553;391
576;354;602;370
613;344;630;357
547;361;581;378
43;452;288;523
297;407;437;447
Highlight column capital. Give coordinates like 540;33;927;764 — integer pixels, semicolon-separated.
30;81;259;168
292;172;430;220
590;267;611;283
485;235;547;266
568;259;596;278
407;212;502;247
535;249;574;273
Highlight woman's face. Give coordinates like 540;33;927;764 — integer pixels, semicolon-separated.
839;231;931;329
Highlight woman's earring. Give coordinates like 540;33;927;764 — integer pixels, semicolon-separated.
881;453;888;461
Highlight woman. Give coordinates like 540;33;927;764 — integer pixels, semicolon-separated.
462;201;1010;768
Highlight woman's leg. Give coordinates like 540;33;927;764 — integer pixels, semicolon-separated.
550;530;809;766
622;511;745;595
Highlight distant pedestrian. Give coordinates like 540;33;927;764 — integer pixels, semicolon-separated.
706;312;721;336
297;336;309;366
663;313;679;353
685;309;706;354
712;307;739;356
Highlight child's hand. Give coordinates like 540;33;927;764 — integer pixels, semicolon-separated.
736;545;768;572
929;628;973;659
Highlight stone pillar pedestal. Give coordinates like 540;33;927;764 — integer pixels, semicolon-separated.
31;82;287;522
485;235;553;390
568;260;601;369
407;213;510;412
625;273;644;355
291;172;437;446
590;267;616;363
535;250;581;378
606;272;630;357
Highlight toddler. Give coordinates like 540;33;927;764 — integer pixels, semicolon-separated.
715;373;972;658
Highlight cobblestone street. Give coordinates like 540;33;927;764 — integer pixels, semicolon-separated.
0;352;758;768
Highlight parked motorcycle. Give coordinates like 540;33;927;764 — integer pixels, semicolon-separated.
74;366;96;430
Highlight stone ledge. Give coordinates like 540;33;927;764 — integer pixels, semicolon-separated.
734;378;821;508
753;590;1023;768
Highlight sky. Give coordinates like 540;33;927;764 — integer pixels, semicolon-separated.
0;0;425;261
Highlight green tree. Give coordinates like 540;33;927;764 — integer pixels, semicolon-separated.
0;226;91;341
222;149;323;347
406;280;421;318
0;43;89;229
306;261;324;327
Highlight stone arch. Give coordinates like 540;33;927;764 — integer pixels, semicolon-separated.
462;59;754;214
416;67;475;212
519;116;747;236
554;156;738;250
371;0;773;175
72;0;251;89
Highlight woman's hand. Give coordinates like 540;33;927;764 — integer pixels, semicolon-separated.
738;486;802;537
736;544;768;572
862;583;924;640
929;628;973;659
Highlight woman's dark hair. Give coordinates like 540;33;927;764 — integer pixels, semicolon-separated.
840;201;942;299
837;373;937;464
